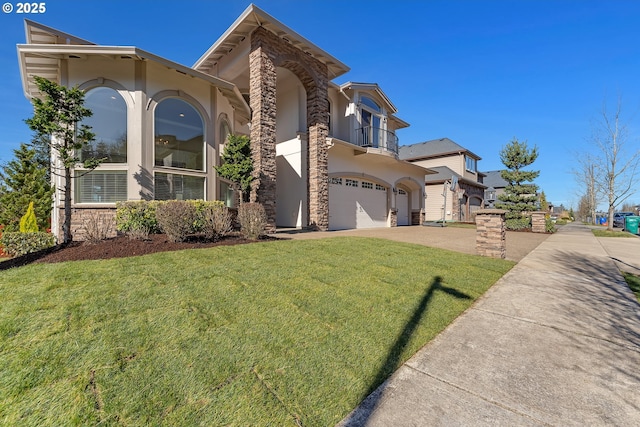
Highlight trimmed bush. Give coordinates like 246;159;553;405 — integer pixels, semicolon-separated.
116;201;160;240
545;217;556;233
200;204;233;241
0;231;55;257
155;201;197;243
237;203;267;240
505;216;531;231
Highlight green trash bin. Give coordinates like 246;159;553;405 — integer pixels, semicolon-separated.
624;216;640;234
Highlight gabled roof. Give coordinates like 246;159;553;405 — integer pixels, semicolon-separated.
424;166;486;188
17;20;251;122
482;170;509;189
399;137;481;161
193;4;350;80
339;81;409;129
24;19;94;45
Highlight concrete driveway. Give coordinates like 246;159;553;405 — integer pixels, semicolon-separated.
276;225;550;262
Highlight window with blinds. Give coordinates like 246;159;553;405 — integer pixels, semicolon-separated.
75;170;127;203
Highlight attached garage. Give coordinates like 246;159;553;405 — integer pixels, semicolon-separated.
329;177;388;230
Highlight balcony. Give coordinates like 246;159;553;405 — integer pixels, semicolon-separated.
354;126;399;155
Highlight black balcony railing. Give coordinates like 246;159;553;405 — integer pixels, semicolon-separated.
355;126;398;155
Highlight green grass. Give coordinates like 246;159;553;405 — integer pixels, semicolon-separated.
0;237;514;426
591;229;636;238
445;222;476;229
622;272;640;302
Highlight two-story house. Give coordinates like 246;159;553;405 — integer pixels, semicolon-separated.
399;138;486;222
18;4;430;240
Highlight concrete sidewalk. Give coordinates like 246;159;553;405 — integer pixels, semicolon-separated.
338;223;640;426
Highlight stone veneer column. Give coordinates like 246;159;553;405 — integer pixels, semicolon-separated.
531;211;546;233
249;26;330;231
306;85;329;230
475;209;507;259
249;32;278;229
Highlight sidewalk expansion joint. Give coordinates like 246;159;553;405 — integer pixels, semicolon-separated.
405;364;553;426
472;307;640;352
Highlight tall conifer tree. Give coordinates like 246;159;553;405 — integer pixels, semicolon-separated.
495;138;540;230
0;143;54;231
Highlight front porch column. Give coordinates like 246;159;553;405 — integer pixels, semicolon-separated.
249;35;277;229
306;84;329;230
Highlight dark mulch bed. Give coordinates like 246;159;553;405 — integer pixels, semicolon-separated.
0;233;279;270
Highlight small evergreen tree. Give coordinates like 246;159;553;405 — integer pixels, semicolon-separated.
0;143;54;231
495;138;540;230
214;134;253;204
539;191;549;212
25;76;99;243
19;202;39;233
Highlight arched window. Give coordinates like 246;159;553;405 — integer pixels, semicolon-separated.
154;98;205;201
219;118;231;148
155;98;204;171
75;87;128;204
81;87;127;163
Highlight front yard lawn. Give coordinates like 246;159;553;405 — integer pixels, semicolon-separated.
0;237;513;426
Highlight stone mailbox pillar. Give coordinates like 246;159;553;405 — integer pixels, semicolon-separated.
531;211;546;233
475;209;507;259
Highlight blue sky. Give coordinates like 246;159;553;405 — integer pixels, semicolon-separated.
1;0;639;209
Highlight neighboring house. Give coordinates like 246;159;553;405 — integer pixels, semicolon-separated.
481;170;508;198
17;5;430;240
399;138;486;222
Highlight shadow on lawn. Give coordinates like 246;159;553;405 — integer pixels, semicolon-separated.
339;276;471;426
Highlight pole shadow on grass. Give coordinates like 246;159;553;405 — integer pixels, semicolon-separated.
340;276;471;426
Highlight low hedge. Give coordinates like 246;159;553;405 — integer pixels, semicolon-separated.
0;231;55;257
116;200;232;240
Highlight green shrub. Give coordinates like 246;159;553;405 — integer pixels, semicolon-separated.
545;217;556;233
187;200;226;233
200;203;233;241
116;201;160;240
0;231;55;257
19;202;39;233
155;201;197;242
505;216;531;231
237;203;267;240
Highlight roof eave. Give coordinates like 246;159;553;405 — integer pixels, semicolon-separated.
17;44;251;119
193;4;350;80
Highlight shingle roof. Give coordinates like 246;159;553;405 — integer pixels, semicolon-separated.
399;138;481;161
482;170;509;188
424;166;486;188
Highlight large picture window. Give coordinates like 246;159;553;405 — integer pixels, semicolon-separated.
155;98;204;171
81;87;127;163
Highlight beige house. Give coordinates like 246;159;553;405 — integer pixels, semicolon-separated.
17;5;430;240
399;138;486;222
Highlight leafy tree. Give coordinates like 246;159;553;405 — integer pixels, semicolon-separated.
0;143;54;232
25;76;100;243
214;134;253;204
495;138;540;230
